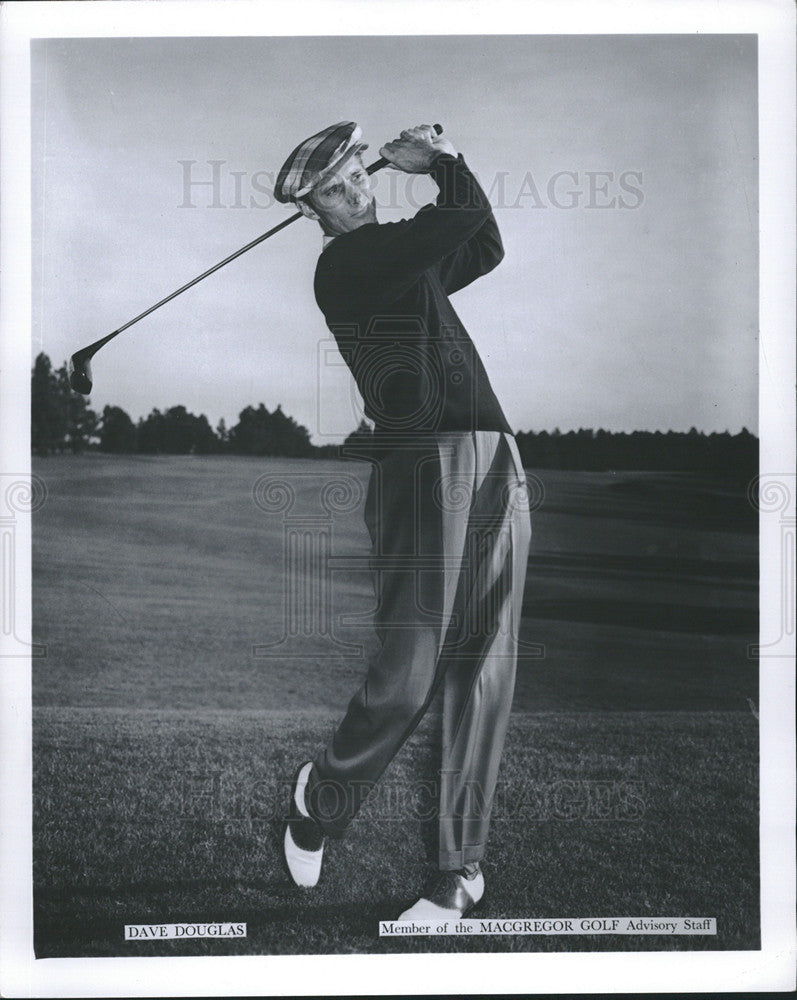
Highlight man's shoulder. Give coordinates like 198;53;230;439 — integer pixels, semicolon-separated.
313;225;389;315
314;221;404;293
313;206;438;316
314;208;436;276
318;218;407;260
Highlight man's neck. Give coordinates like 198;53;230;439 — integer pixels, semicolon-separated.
321;215;378;248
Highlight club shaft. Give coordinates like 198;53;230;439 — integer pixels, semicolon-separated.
75;211;302;360
72;124;442;363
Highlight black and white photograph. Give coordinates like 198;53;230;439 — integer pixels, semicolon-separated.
1;0;794;996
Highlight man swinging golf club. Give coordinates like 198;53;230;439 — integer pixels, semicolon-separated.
275;121;531;920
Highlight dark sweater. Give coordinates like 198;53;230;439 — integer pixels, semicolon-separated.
313;153;512;439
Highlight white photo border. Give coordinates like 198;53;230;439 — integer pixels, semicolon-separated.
1;0;794;996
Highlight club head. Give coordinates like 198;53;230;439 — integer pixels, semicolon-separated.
68;354;93;395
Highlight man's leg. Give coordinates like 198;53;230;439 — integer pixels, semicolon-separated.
437;432;531;869
296;432;530;887
392;432;531;917
306;439;470;838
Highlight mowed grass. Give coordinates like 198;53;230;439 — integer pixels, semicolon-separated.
32;455;757;713
31;455;759;956
33;707;759;956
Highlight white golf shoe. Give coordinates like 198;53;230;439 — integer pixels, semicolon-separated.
283;761;325;888
397;864;484;920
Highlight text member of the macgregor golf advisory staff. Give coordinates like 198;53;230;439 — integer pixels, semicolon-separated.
274;121;532;920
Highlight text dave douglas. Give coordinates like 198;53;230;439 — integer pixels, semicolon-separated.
125;922;246;939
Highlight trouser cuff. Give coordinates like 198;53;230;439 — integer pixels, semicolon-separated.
438;845;484;871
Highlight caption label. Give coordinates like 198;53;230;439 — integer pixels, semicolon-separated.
125;923;246;940
379;916;716;936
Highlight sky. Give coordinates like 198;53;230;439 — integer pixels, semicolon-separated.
31;34;758;442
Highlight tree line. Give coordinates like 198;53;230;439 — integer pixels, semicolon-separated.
513;426;757;477
31;352;758;473
31;352;336;458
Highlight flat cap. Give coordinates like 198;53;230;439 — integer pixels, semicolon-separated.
274;121;368;204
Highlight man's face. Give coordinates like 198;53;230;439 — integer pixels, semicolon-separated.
302;154;377;236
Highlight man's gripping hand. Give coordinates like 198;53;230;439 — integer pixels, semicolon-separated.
379;124;458;173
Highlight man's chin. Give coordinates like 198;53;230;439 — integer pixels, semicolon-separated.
353;203;377;225
327;205;377;237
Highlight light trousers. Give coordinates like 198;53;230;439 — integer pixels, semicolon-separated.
306;431;531;869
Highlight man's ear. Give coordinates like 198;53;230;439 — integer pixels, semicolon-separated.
297;198;320;221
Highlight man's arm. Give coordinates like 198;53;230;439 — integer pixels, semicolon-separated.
370;151;496;285
316;128;498;313
435;197;504;295
393;126;505;295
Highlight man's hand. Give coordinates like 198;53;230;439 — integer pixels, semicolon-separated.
379;124;458;173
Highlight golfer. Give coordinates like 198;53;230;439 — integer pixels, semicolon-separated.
274;122;531;919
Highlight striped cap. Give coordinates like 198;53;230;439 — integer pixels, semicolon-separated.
274;121;369;204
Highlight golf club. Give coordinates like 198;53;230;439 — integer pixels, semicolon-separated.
68;124;444;394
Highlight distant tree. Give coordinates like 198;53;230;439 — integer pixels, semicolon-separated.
314;442;344;458
340;420;374;458
137;405;218;454
31;352;98;454
99;405;137;453
55;363;99;453
730;427;758;483
136;409;162;453
215;418;229;453
511;425;757;475
181;410;217;455
270;404;314;457
31;352;64;456
228;403;313;457
340;419;373;460
160;406;194;454
228;404;272;455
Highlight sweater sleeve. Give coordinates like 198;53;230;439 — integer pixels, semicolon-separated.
316;154;495;314
436;211;504;294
